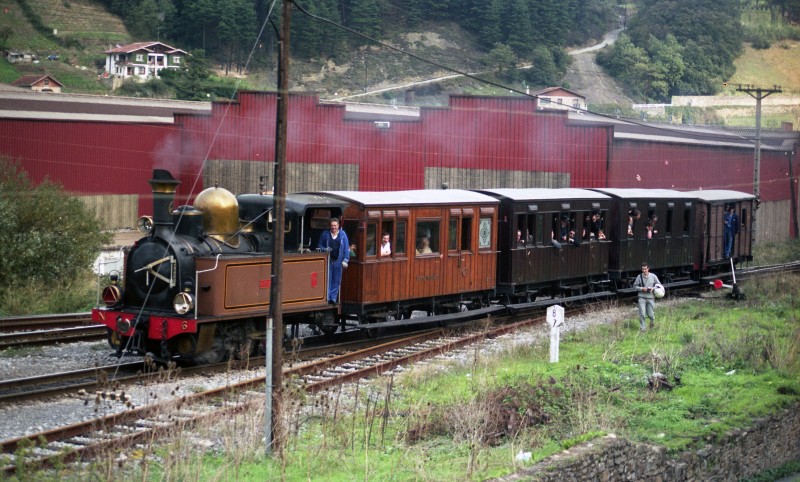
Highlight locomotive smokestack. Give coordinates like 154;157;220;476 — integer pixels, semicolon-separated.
149;169;181;230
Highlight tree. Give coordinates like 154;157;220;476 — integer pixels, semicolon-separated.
485;43;518;82
217;0;257;74
0;158;110;314
160;49;213;100
523;46;562;87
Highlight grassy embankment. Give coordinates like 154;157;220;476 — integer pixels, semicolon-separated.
54;242;799;481
722;9;800;128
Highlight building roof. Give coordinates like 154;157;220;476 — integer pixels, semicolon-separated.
568;111;798;152
0;90;211;123
11;75;64;88
532;86;585;99
104;41;187;55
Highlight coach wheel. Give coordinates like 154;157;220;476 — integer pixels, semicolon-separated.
359;315;385;338
316;310;339;335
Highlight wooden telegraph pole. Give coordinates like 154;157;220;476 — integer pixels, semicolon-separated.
266;0;291;455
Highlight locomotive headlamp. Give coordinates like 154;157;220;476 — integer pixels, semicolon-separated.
137;216;154;235
116;317;131;334
101;285;123;307
173;292;194;315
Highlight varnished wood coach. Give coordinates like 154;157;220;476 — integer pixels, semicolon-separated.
321;190;500;322
477;188;613;301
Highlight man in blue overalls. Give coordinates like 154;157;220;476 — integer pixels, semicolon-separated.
317;217;350;303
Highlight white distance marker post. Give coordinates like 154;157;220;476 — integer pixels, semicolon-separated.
547;305;565;363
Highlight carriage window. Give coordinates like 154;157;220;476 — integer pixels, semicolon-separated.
381;220;394;257
535;214;545;245
478;217;492;249
740;209;747;230
666;210;673;235
366;223;377;256
627;209;641;237
515;214;525;246
554;213;572;242
416;220;440;255
582;211;592;240
682;208;691;234
461;217;472;250
396;220;406;255
448;218;458;251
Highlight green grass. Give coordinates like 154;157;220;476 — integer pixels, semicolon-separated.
87;272;799;481
0;59;21;83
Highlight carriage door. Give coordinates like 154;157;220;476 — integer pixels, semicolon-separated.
446;208;475;293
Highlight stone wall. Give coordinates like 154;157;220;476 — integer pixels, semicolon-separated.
497;403;800;481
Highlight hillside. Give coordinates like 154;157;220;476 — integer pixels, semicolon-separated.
0;0;797;127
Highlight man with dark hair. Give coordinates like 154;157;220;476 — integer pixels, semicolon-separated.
723;206;739;259
317;218;350;303
633;263;660;331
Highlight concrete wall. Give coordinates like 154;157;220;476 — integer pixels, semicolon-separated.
496;403;800;482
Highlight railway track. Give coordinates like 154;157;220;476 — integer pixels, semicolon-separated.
0;313;91;333
0;325;106;350
0;317;545;475
0;263;795;474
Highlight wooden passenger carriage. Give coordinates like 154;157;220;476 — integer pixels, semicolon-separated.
686;190;755;273
590;188;698;285
477;188;613;301
319;190;500;322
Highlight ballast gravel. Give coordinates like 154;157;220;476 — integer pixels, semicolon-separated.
0;297;695;444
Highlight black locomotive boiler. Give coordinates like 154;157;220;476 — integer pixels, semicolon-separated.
93;170;345;363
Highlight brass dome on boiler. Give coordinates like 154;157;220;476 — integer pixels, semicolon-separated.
194;185;240;247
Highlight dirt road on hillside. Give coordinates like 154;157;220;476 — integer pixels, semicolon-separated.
563;28;636;106
332;26;636;106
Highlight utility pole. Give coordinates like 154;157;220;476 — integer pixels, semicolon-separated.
735;84;782;240
267;0;291;456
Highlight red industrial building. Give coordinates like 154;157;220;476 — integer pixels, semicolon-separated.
0;88;797;241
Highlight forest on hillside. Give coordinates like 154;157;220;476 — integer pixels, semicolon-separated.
599;0;800;102
96;0;619;76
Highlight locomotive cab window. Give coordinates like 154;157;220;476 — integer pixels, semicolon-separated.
416;220;440;255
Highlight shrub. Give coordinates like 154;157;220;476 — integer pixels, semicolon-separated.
0;158;111;314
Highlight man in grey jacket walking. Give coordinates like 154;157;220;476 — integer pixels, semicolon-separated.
633;262;660;331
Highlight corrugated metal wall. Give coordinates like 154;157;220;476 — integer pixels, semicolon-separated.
176;93;611;195
1;92;796;244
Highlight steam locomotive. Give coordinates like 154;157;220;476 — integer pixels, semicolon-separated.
92;170;754;363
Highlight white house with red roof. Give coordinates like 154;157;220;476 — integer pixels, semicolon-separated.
533;87;587;113
104;42;188;81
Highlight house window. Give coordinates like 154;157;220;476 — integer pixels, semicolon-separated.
137;66;145;75
174;56;181;64
136;54;144;62
557;98;563;105
573;99;579;108
44;79;50;86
